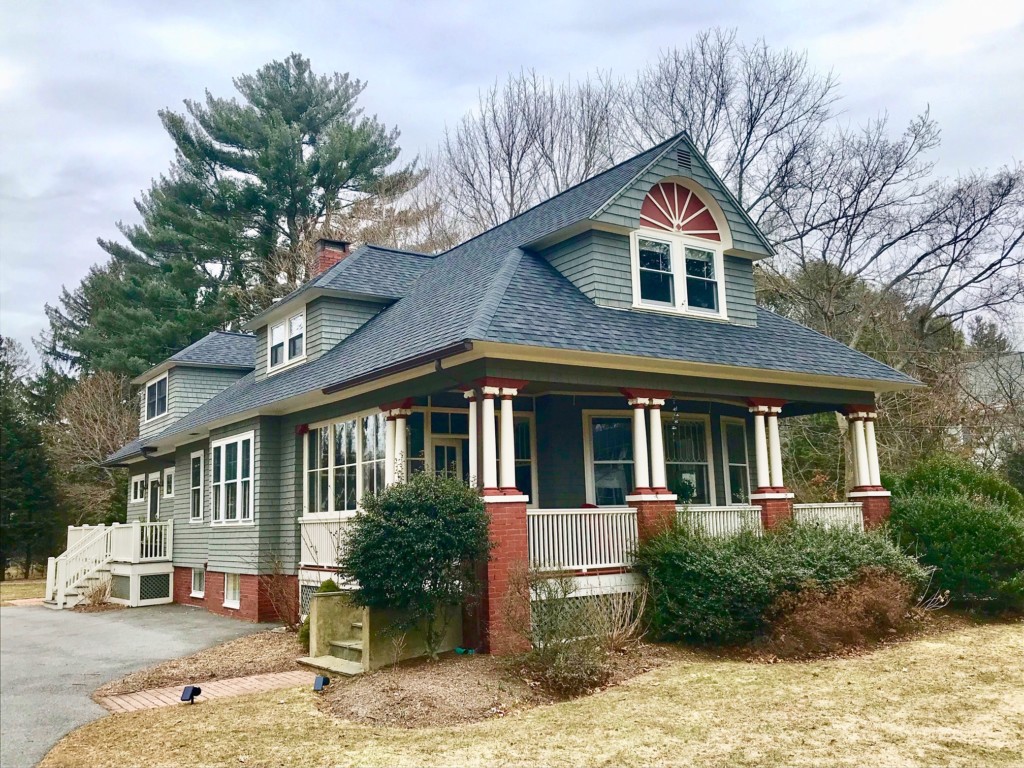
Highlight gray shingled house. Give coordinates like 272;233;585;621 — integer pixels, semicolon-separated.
46;132;916;655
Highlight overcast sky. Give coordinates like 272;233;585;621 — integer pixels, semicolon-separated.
1;0;1022;363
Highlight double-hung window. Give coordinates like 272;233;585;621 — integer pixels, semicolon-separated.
223;573;240;609
631;231;727;318
191;568;205;598
189;451;204;521
268;311;305;371
304;412;387;515
588;416;634;506
145;375;168;421
131;474;146;502
663;417;714;505
721;419;751;504
211;432;254;524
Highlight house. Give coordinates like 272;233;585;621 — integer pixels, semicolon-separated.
46;132;917;656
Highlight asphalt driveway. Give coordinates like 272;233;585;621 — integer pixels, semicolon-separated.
0;604;267;768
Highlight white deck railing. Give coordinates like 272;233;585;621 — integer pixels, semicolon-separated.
527;507;638;572
793;502;864;531
299;516;351;569
677;505;763;537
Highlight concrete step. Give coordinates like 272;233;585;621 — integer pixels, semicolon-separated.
351;621;363;631
297;656;363;676
328;640;363;663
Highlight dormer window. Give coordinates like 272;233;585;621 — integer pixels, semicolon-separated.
145;374;168;421
630;180;727;319
268;310;305;372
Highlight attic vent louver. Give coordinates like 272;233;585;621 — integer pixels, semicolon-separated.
676;148;692;171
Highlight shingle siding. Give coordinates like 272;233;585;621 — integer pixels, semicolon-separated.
204;418;263;574
172;440;209;568
139;368;246;438
306;297;382;363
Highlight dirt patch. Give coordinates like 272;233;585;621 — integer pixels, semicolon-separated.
321;642;690;728
72;602;126;614
94;629;303;698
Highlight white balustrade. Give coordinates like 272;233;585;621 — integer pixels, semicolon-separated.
793;502;864;531
300;516;352;569
528;508;638;572
677;505;763;537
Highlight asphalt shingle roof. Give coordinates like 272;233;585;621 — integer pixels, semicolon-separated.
106;438;143;464
126;132;917;453
169;331;256;369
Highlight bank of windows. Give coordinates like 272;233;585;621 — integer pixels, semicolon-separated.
631;232;726;318
144;374;168;422
189;451;204;521
211;432;253;524
268;311;305;372
304;413;387;515
586;413;719;506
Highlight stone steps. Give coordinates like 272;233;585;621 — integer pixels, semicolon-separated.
329;639;363;664
297;656;364;677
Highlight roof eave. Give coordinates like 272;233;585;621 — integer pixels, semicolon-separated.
241;287;396;332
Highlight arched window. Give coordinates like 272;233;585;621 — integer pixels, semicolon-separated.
631;181;728;318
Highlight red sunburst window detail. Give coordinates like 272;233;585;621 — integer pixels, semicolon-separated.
639;182;721;241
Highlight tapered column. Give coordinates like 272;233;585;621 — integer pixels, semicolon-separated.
481;391;498;494
851;415;870;488
465;391;478;486
630;397;651;494
648;398;667;493
499;389;518;492
767;407;784;489
394;412;408;481
751;408;770;490
384;417;397;485
864;413;881;487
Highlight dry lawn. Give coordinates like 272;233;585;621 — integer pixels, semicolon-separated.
94;630;303;697
44;621;1023;768
0;578;45;604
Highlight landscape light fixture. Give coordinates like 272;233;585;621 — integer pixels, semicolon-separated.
313;675;330;692
180;685;202;704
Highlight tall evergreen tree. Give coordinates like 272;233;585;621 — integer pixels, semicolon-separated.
45;53;419;376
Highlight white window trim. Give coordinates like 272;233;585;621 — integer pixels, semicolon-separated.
163;467;175;498
143;372;169;423
496;411;539;509
266;308;307;375
629;229;729;320
189;450;204;523
662;412;717;506
210;431;255;526
223;572;241;609
302;409;386;519
130;474;146;503
582;409;718;506
720;416;752;506
190;568;205;598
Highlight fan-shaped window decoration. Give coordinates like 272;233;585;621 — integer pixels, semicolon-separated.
639;181;721;242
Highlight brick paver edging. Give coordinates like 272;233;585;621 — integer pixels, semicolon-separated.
98;670;315;713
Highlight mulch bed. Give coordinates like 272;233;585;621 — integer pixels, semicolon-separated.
73;602;127;614
320;642;691;728
93;629;304;698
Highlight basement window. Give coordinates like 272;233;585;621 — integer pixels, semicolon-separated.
191;568;205;598
223;573;240;609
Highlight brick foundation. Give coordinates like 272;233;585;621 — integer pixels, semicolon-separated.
478;499;529;655
629;498;678;540
855;493;892;529
172;567;298;623
751;492;794;529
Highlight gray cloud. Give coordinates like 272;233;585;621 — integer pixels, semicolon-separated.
2;0;1022;363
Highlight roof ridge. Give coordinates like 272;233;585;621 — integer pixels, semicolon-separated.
468;249;526;339
211;330;255;338
361;243;437;258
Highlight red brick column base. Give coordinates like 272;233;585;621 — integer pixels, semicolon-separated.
750;492;794;530
629;498;678;541
478;498;530;655
853;492;892;529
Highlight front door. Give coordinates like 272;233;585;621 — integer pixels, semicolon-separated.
148;474;161;522
431;438;464;480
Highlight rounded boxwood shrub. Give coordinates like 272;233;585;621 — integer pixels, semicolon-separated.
888;494;1024;612
633;523;926;645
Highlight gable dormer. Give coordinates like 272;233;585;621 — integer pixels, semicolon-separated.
532;136;771;327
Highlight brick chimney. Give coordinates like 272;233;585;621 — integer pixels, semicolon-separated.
313;239;351;276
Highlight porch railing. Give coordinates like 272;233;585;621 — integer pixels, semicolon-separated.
108;521;174;562
793;502;864;531
299;516;351;569
527;507;638;572
677;505;763;537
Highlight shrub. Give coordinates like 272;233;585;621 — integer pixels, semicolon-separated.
634;523;926;645
340;472;491;658
763;569;917;659
299;578;340;652
889;493;1024;612
885;454;1024;511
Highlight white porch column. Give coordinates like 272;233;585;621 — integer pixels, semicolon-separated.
464;391;478;486
499;388;518;490
751;407;771;490
767;407;784;489
648;398;667;492
630;398;651;493
850;414;871;488
394;412;408;481
865;413;882;487
384;416;396;485
481;390;498;492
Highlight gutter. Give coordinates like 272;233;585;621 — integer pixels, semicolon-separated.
321;340;475;395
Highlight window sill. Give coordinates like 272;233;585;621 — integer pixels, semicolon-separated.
188;518;205;524
222;601;240;610
142;412;170;426
190;592;205;599
211;520;255;527
266;355;306;377
631;302;729;322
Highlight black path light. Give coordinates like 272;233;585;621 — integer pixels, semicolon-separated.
313;675;330;692
181;685;201;704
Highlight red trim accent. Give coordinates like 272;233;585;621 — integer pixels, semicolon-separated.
379;398;414;412
475;377;528;391
844;404;876;415
620;388;672;400
294;424;309;436
500;487;521;494
747;398;787;408
482;487;503;496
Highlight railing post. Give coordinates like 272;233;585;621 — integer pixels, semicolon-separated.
45;557;55;602
165;519;173;560
131;520;142;564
